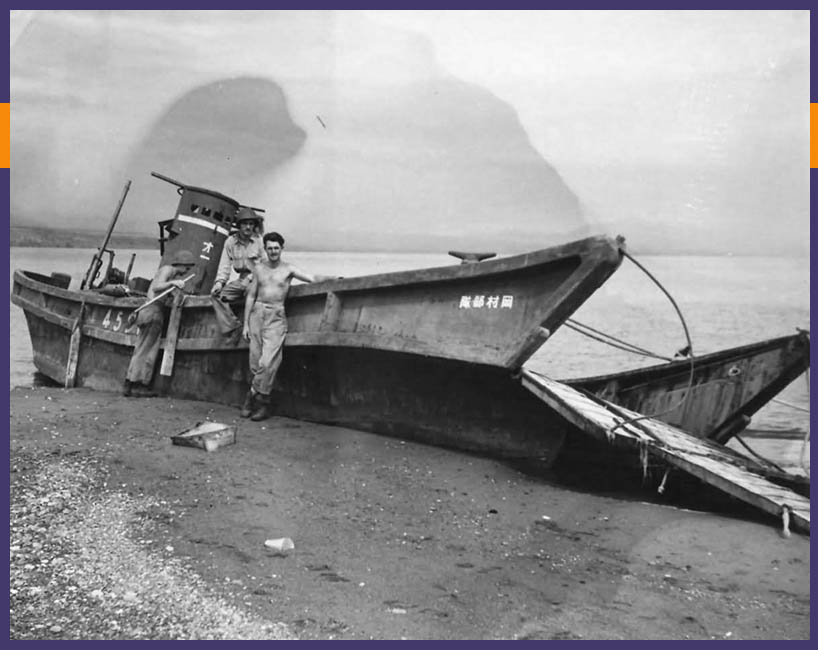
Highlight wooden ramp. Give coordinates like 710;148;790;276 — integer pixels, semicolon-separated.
521;369;810;535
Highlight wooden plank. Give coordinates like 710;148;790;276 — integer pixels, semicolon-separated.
520;369;810;534
64;303;86;388
559;384;810;525
563;374;810;531
522;372;645;441
159;295;185;378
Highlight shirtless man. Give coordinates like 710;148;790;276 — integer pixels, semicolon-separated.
240;232;334;421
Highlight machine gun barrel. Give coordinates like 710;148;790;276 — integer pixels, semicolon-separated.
152;171;265;214
81;179;131;290
150;171;186;189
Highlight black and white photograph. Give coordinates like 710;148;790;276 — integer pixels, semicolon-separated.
8;9;810;640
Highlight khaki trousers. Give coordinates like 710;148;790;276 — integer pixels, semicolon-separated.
125;302;165;384
248;302;287;396
210;277;251;334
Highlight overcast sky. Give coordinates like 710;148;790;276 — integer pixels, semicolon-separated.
371;10;810;254
9;10;810;255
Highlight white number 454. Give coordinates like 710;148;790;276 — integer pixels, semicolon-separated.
101;309;123;331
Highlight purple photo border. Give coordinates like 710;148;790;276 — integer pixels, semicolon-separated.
3;6;814;645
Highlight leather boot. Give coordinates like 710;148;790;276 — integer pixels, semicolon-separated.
122;380;133;397
250;394;272;421
240;390;256;418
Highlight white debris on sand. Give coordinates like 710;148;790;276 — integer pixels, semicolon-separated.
10;453;294;640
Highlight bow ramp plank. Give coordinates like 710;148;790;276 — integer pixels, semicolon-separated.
520;369;810;535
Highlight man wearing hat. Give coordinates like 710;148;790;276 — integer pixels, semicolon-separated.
123;249;196;397
210;207;266;340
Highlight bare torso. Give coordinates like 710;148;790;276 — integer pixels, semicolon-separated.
243;250;322;338
253;260;295;306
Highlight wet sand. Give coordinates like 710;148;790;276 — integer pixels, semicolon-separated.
9;386;810;640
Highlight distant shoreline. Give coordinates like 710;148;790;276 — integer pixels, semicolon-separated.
9;243;810;259
10;226;157;250
8;226;810;257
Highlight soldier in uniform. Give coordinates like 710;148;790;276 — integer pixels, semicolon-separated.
210;207;265;340
123;249;196;397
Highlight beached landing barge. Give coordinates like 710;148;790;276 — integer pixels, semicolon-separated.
12;230;627;464
11;172;809;532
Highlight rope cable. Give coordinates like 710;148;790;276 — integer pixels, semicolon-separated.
771;397;810;414
559;247;806;481
565;319;674;361
608;250;695;435
732;435;786;473
563;321;672;362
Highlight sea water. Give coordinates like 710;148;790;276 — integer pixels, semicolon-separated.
8;247;810;471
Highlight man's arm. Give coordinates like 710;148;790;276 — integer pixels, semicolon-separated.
212;238;234;294
290;265;338;283
242;275;259;340
147;266;188;299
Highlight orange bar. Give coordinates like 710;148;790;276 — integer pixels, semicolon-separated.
812;103;818;169
0;103;8;169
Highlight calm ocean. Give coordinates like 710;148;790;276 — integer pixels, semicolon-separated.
8;247;810;471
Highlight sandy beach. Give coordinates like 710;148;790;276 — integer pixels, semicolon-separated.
9;385;810;640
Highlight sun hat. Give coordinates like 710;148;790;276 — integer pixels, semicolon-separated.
236;207;262;224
